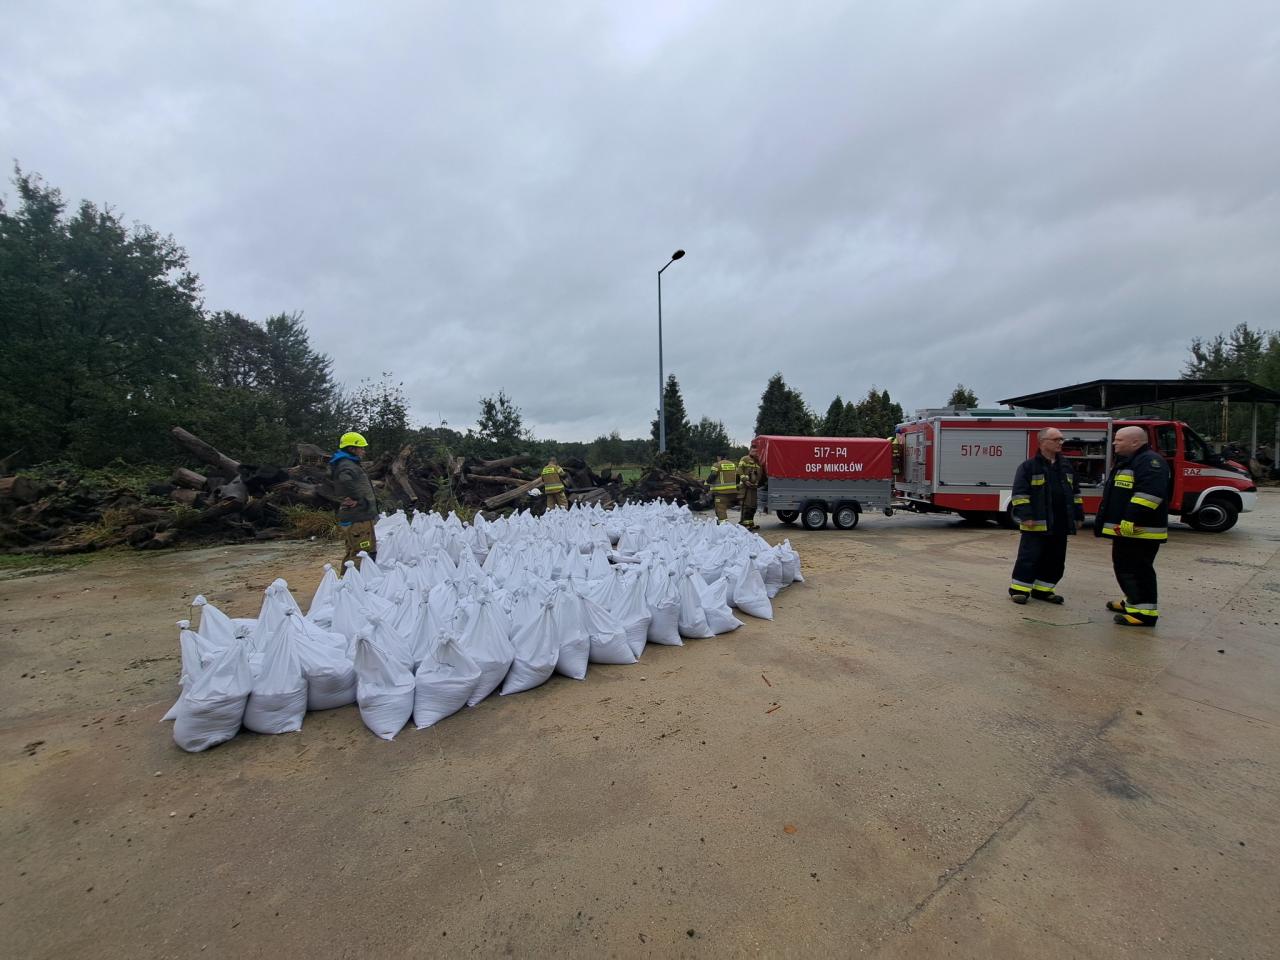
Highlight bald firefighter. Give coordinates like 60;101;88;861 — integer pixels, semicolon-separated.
707;453;739;523
330;431;378;571
1096;425;1171;627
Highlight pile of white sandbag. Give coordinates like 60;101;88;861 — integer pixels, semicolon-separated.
166;501;803;751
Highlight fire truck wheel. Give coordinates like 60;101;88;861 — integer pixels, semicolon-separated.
833;505;859;530
776;510;799;524
1190;496;1239;534
995;506;1017;529
800;505;828;530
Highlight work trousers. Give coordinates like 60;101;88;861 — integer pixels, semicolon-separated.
739;486;758;527
1112;538;1161;624
713;493;736;523
545;490;568;510
1009;532;1068;598
340;520;377;572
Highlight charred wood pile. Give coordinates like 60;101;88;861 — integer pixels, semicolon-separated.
0;429;683;555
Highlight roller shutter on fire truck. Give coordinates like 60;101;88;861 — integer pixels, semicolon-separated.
937;430;1028;486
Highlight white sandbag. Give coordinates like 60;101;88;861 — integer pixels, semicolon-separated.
552;588;590;680
459;594;516;706
293;615;357;710
778;538;804;582
677;569;715;639
173;640;253;753
645;568;683;646
731;558;773;620
501;599;559;695
243;613;308;735
580;594;636;665
410;599;444;670
191;595;239;652
698;575;743;635
307;564;340;622
612;571;651;657
413;633;482;729
354;625;415;740
162;620;204;722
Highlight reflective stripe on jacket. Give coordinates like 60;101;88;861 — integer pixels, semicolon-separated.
1010;453;1082;535
1095;444;1170;541
541;465;567;493
737;455;762;488
710;460;738;494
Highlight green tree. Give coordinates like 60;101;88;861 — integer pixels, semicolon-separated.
348;373;411;453
468;390;531;459
1183;323;1279;445
0;168;204;466
754;373;814;437
947;384;979;408
650;374;693;469
688;416;732;466
852;387;905;438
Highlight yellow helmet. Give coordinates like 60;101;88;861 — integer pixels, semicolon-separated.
339;431;368;449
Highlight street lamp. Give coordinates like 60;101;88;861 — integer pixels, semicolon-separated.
657;249;685;454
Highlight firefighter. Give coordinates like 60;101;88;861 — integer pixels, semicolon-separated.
1096;425;1170;627
541;457;570;510
330;431;378;572
1008;428;1084;604
737;446;763;530
707;453;739;523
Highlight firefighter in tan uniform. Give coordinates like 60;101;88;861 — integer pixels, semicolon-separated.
707;454;738;523
541;458;570;510
737;448;762;530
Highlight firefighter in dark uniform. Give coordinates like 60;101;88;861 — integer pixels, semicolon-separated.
1008;427;1084;604
1096;425;1170;627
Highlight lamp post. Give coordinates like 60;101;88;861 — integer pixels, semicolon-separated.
657;249;685;454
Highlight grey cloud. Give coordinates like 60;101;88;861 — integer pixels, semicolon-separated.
3;0;1277;444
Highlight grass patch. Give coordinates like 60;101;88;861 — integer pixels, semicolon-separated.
283;505;340;539
0;552;93;579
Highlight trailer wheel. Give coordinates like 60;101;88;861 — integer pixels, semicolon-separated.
800;505;828;530
776;510;799;525
833;504;859;530
1189;496;1239;534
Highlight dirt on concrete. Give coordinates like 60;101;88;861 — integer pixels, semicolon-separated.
1;496;1278;959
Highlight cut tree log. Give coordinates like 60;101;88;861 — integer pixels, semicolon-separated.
389;445;419;503
477;454;534;470
482;475;544;510
169;488;201;507
170;427;240;478
170;467;208;490
464;474;531;488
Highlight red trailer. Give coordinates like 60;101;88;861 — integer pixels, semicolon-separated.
754;435;895;529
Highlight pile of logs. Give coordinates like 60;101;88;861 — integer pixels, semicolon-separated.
0;428;711;555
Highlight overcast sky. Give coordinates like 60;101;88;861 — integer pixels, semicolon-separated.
3;1;1278;443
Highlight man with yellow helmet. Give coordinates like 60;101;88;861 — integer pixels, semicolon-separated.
330;431;377;571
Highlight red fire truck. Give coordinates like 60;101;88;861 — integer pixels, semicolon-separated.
894;410;1257;533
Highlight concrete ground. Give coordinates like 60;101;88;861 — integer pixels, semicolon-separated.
1;493;1277;959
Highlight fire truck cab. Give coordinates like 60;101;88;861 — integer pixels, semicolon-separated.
894;410;1257;533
